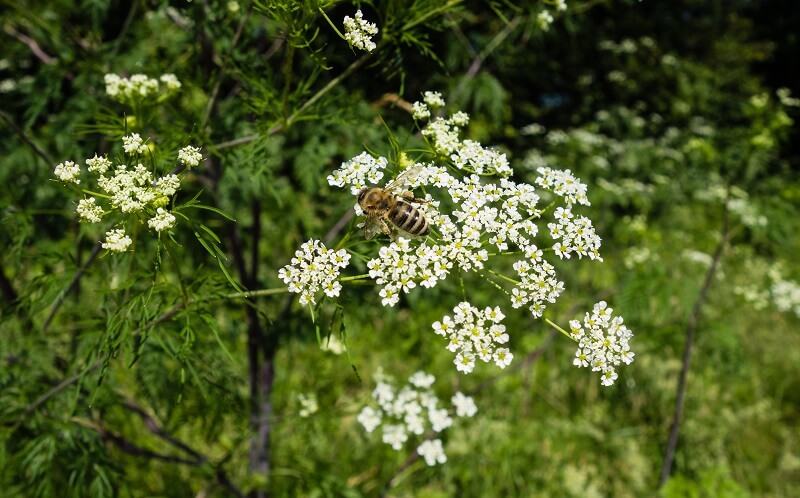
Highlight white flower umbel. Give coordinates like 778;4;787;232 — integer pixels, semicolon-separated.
122;133;149;155
54;161;81;184
451;392;478;418
423;91;446;108
434;302;513;373
324;92;617;378
159;73;181;91
76;197;103;223
357;371;476;466
535;167;590;206
54;136;200;251
278;239;351;306
297;393;319;418
326;151;387;195
147;208;177;232
343;10;378;52
178;145;203;168
417;439;447;466
771;279;800;318
412;101;431;120
104;72;182;104
569;301;635;386
102;228;133;253
547;207;603;260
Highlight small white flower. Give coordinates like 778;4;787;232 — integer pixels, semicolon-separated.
297;393;319;418
408;371;435;389
321;334;346;354
327;152;387;195
154;174;180;197
412;101;431;120
278;239;352;306
451;392;477;418
147;208;176;232
86;154;112;174
434;302;512;374
76;197;103;223
104;74;122;98
178;145;203;168
537;11;554;30
102;228;133;252
54;161;81;184
423;91;445;108
417;439;447;466
122;133;148;155
159;73;182;91
343;10;379;52
381;424;408;450
358;406;382;433
569;301;635;386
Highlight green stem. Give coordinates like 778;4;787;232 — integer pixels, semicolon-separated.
339;273;371;282
318;7;345;39
403;0;464;31
544;317;576;342
484;268;519;285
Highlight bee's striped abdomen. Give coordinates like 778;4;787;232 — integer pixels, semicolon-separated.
389;201;429;236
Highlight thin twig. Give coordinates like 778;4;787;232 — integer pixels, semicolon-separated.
120;397;206;462
42;241;102;333
214;53;373;150
451;16;522;102
4;24;56;64
323;210;355;246
659;206;730;485
0;109;54;165
73;416;202;465
24;361;101;416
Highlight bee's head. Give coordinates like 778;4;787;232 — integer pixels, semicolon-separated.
357;187;371;205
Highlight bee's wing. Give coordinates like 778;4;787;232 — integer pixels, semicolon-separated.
384;165;424;193
362;216;383;239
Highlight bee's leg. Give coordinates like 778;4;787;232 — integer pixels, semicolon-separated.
380;219;396;241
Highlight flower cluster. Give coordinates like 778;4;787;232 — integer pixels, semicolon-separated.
122;133;148;154
343;10;378;52
332;157;580;323
547;207;602;260
433;302;512;373
278;240;351;306
535;167;590;206
315;91;630;381
54;138;198;252
569;301;635;386
357;371;477;466
104;73;181;104
297;393;319;418
178;145;203;168
510;249;564;318
412;91;446;120
102;228;132;252
771;278;800;318
326;151;386;195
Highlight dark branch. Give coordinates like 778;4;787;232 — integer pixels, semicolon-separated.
0;109;55;166
659;206;730;485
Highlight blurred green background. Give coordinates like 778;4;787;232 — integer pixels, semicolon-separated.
1;0;799;496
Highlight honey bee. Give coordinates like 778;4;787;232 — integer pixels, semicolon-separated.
357;166;430;240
